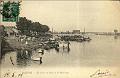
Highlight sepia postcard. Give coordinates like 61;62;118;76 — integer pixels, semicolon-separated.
0;0;120;78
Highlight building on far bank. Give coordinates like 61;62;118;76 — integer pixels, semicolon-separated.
72;30;80;34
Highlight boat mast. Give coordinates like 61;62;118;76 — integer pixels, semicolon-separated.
84;27;85;34
83;27;86;36
52;28;53;39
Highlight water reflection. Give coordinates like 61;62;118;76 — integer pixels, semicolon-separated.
114;35;118;39
55;47;70;53
16;49;32;66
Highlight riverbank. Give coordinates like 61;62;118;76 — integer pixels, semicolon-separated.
5;36;42;51
4;35;61;52
1;35;120;67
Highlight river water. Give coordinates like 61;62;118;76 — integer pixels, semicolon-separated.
1;35;120;68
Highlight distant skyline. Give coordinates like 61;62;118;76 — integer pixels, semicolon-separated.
1;1;120;32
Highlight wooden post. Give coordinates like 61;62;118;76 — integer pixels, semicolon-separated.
40;57;42;64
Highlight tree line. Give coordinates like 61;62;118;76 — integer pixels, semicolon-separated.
16;17;50;36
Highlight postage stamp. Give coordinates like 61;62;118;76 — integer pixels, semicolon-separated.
1;1;20;22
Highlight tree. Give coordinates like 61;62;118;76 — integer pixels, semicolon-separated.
32;22;42;32
16;17;50;36
41;25;49;32
16;17;32;35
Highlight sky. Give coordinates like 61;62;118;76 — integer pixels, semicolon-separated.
1;1;120;32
